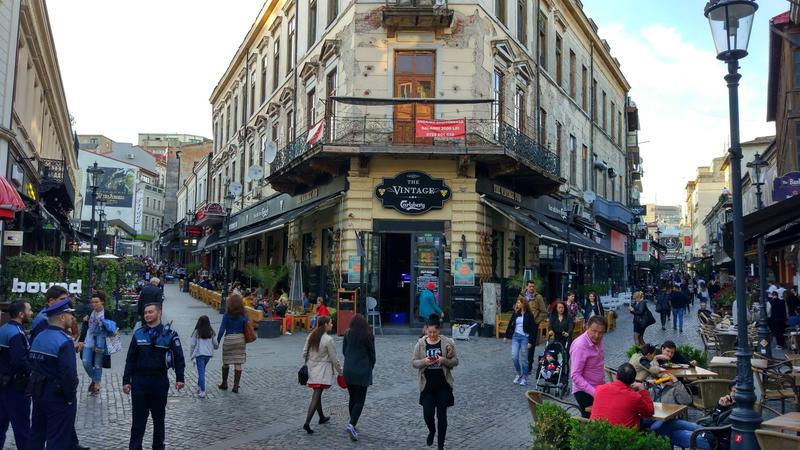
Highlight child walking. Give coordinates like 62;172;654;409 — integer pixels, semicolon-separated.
190;315;218;397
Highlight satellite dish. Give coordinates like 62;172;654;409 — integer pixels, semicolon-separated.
583;190;597;204
264;141;278;164
229;181;243;196
248;165;264;181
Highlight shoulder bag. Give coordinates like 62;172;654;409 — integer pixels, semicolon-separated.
643;304;656;328
243;320;257;344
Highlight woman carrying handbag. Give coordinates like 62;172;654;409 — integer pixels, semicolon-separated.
302;316;342;434
77;291;117;395
629;291;655;347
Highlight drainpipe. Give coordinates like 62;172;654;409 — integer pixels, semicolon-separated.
590;42;595;193
292;7;300;143
535;0;541;147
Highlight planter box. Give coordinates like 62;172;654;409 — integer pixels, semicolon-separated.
257;320;282;338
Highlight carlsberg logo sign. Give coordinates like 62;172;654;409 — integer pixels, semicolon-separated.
11;278;82;294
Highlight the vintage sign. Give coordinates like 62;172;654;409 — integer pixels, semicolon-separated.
415;119;466;138
453;257;475;287
375;171;451;215
773;172;800;201
12;278;82;294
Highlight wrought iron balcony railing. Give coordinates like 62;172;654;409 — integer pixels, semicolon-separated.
386;0;448;7
269;113;560;181
39;157;75;206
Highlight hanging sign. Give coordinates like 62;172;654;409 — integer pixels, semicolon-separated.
453;257;475;287
773;171;800;201
415;119;466;138
375;171;451;215
347;256;361;284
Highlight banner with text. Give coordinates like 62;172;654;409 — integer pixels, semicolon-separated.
415;119;466;138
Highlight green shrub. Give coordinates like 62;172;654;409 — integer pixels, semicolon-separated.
626;344;640;359
677;344;708;368
3;253;64;312
569;419;671;450
531;403;571;450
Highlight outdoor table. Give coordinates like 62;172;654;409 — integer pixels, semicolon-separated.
760;412;800;434
664;367;718;379
714;331;738;353
709;356;768;369
650;402;688;421
291;314;311;333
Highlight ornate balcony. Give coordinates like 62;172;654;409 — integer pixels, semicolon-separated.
383;0;454;28
268;97;563;196
38;158;75;214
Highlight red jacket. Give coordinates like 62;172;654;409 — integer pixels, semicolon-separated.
317;304;330;317
590;380;654;430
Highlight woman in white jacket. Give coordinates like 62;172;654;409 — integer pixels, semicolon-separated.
302;315;343;434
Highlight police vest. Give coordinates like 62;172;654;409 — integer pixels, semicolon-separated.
0;321;29;378
134;324;177;369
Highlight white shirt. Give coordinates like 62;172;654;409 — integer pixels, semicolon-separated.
514;316;527;336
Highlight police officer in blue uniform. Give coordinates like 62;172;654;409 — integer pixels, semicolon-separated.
30;285;70;340
27;298;80;450
123;302;185;450
0;300;33;449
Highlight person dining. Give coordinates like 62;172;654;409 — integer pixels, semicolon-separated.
591;363;715;450
657;341;697;368
628;344;669;383
547;301;573;349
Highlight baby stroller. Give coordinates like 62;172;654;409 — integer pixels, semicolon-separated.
535;340;570;398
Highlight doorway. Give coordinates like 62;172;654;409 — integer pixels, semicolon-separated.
379;233;411;323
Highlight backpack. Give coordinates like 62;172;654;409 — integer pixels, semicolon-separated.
661;381;692;405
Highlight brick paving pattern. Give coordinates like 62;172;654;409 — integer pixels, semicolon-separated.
4;286;712;449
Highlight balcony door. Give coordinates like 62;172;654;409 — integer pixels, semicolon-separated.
394;51;435;145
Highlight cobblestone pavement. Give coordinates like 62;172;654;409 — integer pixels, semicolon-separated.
4;287;713;449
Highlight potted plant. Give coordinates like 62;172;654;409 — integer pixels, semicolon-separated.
531;403;571;450
570;419;670;450
242;264;289;302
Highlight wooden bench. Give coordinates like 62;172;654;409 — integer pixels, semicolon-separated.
495;312;512;338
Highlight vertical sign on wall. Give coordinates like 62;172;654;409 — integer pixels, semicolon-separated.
134;187;144;233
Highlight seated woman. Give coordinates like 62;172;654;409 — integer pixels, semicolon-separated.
274;297;292;335
628;343;669;383
311;297;330;328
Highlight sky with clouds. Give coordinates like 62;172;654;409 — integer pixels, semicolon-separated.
48;0;787;207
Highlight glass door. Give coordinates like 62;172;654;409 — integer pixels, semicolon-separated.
363;231;381;306
411;232;443;323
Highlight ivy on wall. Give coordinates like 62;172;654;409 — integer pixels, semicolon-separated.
3;253;65;312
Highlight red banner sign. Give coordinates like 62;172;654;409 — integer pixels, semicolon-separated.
415;119;466;138
185;226;202;238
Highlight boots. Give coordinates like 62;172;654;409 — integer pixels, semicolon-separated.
232;369;242;393
218;366;229;390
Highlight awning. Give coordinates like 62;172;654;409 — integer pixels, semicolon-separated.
764;221;800;251
723;194;800;255
481;198;565;244
532;211;620;256
224;193;344;245
0;176;25;220
193;231;221;254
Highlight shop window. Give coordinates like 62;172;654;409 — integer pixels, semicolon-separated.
491;230;504;281
512;235;525;275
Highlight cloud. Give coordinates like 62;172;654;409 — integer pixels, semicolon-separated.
598;23;774;206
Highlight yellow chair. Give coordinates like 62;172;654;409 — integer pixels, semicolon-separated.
244;306;264;328
495;312;512;338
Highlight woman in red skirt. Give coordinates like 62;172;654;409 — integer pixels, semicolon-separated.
302;316;342;433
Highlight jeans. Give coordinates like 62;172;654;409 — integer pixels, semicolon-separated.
673;308;685;331
82;335;106;383
511;333;530;377
347;385;368;426
195;356;210;392
642;419;712;450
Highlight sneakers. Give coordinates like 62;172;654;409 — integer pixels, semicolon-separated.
285;331;292;336
519;377;527;386
513;375;521;384
346;423;359;441
198;390;206;398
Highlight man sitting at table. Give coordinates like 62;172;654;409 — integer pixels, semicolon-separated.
592;363;716;450
697;301;713;324
657;340;697;367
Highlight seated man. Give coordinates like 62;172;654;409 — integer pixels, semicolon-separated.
592;363;715;450
199;276;214;290
657;340;697;367
697;302;713;324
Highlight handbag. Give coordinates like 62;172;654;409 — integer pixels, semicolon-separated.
243;320;257;344
337;374;347;389
644;305;656;327
102;353;111;369
298;363;309;385
106;333;123;355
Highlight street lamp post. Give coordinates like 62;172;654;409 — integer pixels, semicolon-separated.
98;205;106;254
561;194;576;300
219;191;236;314
705;1;760;448
747;153;771;358
86;162;104;300
184;211;193;292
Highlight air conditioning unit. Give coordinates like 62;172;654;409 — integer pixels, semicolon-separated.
127;153;135;159
572;202;584;218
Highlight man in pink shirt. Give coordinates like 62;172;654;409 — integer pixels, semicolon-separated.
569;315;607;417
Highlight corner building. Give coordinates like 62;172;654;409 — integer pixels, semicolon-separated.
207;0;638;326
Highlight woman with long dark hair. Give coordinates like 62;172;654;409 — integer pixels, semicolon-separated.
302;315;342;434
217;293;249;393
342;314;376;441
582;291;605;324
191;315;217;398
412;315;458;450
548;301;574;349
503;297;534;386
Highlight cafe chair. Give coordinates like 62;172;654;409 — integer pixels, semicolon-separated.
686;424;731;450
495;312;512;339
604;366;618;383
752;362;798;414
524;389;584;419
687;378;734;413
707;363;736;380
525;390;542;422
698;328;720;356
366;296;383;335
755;429;800;450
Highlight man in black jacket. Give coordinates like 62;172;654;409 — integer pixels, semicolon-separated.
137;278;163;324
669;286;690;333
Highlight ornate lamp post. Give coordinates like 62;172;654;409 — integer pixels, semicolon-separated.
219;190;236;314
747;152;771;359
86;162;104;300
705;1;760;447
560;191;577;299
97;203;106;253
